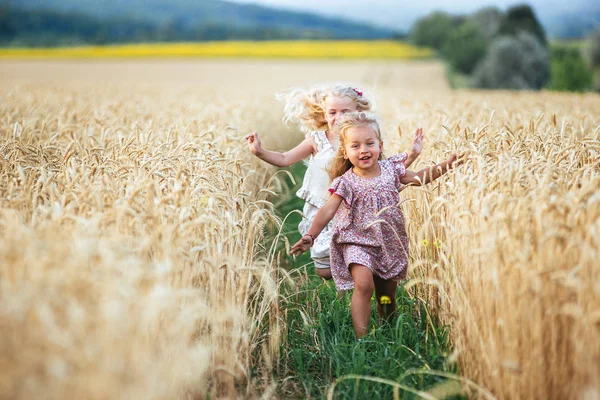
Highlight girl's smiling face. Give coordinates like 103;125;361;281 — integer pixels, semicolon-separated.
343;124;383;176
324;95;357;132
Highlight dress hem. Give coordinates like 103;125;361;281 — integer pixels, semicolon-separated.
334;274;406;291
296;188;327;208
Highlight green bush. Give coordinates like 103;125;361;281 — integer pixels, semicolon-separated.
473;32;550;90
548;45;593;92
443;19;488;74
587;27;600;91
588;28;600;67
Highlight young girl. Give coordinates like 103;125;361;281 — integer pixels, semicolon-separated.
245;84;423;280
290;112;463;338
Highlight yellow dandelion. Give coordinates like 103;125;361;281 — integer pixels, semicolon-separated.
433;239;441;248
422;239;430;246
379;295;391;305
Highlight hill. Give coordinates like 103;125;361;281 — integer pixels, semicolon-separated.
221;0;600;39
1;0;392;45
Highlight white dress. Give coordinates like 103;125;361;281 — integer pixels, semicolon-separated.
296;131;336;269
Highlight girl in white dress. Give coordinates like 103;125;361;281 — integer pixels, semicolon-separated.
245;84;423;279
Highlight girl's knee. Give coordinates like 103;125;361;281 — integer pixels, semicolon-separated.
354;276;374;294
349;264;374;293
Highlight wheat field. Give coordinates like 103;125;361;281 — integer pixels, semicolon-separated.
0;60;598;399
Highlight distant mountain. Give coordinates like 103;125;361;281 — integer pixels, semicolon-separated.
3;0;392;40
226;0;600;40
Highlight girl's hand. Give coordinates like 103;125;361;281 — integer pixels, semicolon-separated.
410;128;424;155
447;152;467;169
289;235;313;256
244;132;262;155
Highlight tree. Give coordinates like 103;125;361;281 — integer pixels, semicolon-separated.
410;11;462;51
497;4;546;46
473;32;550;90
442;19;488;74
471;7;503;42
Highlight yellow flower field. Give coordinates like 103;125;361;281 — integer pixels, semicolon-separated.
0;40;434;59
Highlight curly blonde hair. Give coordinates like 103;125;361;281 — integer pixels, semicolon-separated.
328;112;384;181
276;84;373;133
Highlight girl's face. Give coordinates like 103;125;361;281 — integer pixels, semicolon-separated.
324;95;357;132
343;124;383;175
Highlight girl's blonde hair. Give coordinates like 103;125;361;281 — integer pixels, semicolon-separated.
329;112;384;181
277;84;373;132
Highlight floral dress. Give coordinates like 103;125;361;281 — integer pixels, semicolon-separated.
328;153;409;290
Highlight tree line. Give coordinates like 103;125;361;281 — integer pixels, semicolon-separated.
410;5;600;92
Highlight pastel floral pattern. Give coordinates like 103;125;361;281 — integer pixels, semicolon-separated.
328;153;409;290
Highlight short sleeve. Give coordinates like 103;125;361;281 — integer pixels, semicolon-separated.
304;131;317;145
387;152;407;178
329;175;353;207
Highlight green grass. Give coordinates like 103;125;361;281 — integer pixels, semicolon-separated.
274;163;461;399
550;39;590;51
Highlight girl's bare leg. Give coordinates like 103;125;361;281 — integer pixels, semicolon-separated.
315;267;332;280
373;277;398;321
349;264;374;338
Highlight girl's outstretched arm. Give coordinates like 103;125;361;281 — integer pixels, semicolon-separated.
401;153;464;186
244;132;314;167
289;194;343;255
404;128;424;168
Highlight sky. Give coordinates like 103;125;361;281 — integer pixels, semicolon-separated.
229;0;582;30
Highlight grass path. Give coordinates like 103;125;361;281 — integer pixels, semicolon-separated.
273;164;461;399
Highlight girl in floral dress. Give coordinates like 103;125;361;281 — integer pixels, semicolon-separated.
246;84;423;280
290;112;463;338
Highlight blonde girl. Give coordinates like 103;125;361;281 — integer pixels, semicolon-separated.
290;112;462;338
246;84;423;279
